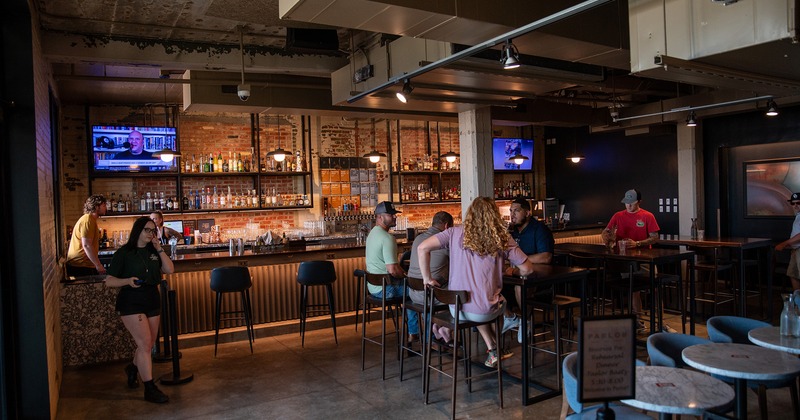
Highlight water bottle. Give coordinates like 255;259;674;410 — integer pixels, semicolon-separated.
780;294;795;336
690;218;698;239
794;290;800;337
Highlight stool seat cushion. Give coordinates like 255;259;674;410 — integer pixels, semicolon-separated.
296;260;336;286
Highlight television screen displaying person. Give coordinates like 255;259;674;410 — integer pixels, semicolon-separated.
113;130;154;160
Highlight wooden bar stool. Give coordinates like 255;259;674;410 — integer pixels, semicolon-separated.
296;260;337;347
210;266;254;357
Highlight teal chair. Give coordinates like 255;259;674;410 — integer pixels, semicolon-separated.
647;332;711;368
561;353;651;420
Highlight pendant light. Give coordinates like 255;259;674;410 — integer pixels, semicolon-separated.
686;111;697;127
500;39;520;70
566;134;584;163
152;77;181;162
439;122;459;163
766;100;779;116
363;118;386;163
266;114;287;162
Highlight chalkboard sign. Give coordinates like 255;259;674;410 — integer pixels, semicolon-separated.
578;315;636;403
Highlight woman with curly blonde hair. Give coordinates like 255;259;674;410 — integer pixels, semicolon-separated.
418;197;534;367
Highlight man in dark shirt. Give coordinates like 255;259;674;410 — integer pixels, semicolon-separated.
504;197;555;342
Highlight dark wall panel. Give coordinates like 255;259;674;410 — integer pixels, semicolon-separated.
703;104;800;239
544;127;679;234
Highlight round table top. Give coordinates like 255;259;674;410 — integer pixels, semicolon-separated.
748;326;800;355
682;343;800;380
621;366;734;415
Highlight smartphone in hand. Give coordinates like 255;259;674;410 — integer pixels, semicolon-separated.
133;278;145;285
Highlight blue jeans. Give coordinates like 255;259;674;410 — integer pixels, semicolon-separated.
370;284;419;335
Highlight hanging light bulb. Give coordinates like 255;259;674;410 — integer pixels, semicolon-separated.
151;78;181;163
439;122;459;163
566;135;584;163
362;118;386;163
266;114;288;161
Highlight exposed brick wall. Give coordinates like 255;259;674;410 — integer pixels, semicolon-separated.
31;18;61;417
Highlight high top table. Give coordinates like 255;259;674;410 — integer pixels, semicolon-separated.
503;265;588;406
657;236;774;319
621;366;734;420
682;342;800;419
554;243;696;335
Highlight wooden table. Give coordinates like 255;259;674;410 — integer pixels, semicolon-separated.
748;326;800;355
682;343;800;419
503;265;588;406
621;366;734;420
657;236;774;319
554;243;696;335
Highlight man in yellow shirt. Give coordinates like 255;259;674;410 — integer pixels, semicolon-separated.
66;195;107;276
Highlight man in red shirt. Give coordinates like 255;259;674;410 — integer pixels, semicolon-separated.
601;189;667;331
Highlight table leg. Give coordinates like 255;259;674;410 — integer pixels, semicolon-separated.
521;282;530;406
650;269;657;334
738;248;746;317
766;246;774;321
734;378;748;420
689;258;696;336
659;413;673;420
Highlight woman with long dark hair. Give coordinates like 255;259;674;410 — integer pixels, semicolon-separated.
104;216;174;403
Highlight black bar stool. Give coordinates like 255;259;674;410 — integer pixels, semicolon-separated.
297;260;338;347
361;272;403;380
354;269;366;331
210;266;254;357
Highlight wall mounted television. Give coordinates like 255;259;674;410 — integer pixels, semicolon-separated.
91;125;178;173
492;137;533;170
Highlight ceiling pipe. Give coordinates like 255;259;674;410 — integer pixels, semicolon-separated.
346;0;612;104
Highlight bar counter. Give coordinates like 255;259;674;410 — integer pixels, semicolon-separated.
61;237;410;366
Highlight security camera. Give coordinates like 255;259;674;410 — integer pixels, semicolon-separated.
237;84;251;102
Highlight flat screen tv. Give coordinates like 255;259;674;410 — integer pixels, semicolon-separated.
492;137;533;170
91;125;178;173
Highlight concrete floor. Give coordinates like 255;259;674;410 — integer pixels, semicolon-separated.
57;311;798;420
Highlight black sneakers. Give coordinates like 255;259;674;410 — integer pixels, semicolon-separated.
143;381;169;404
125;363;139;389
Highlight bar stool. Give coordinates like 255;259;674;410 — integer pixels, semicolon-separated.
567;253;607;315
353;269;366;331
210;266;254;357
296;260;337;347
424;287;504;420
689;245;735;318
526;286;581;386
399;276;447;388
361;272;403;380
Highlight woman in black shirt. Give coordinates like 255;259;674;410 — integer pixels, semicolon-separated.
105;216;174;403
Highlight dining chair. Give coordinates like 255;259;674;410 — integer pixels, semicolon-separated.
706;316;800;420
647;332;711;368
424;287;505;420
560;353;652;420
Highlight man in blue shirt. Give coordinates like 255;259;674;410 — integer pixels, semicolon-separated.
504;197;555;342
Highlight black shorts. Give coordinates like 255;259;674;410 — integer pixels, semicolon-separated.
116;285;161;317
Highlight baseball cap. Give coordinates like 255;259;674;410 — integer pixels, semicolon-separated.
621;189;641;204
789;193;800;202
375;201;401;215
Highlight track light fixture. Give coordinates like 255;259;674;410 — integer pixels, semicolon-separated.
500;39;520;70
686;111;697;127
396;79;413;103
766;100;779;116
613;95;773;123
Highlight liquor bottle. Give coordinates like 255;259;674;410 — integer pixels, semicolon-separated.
159;192;166;210
295;150;303;172
228;151;234;173
237;153;244;172
117;196;125;213
182;194;189;210
100;229;109;249
194;190;200;210
200;189;207;209
216;152;223;173
139;192;146;211
183;155;190;173
191;154;198;173
110;192;117;212
226;186;233;208
202;154;209;173
212;186;219;209
222;157;229;173
219;188;227;208
105;193;113;212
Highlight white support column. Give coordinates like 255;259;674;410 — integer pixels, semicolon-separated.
458;107;494;217
677;122;704;235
